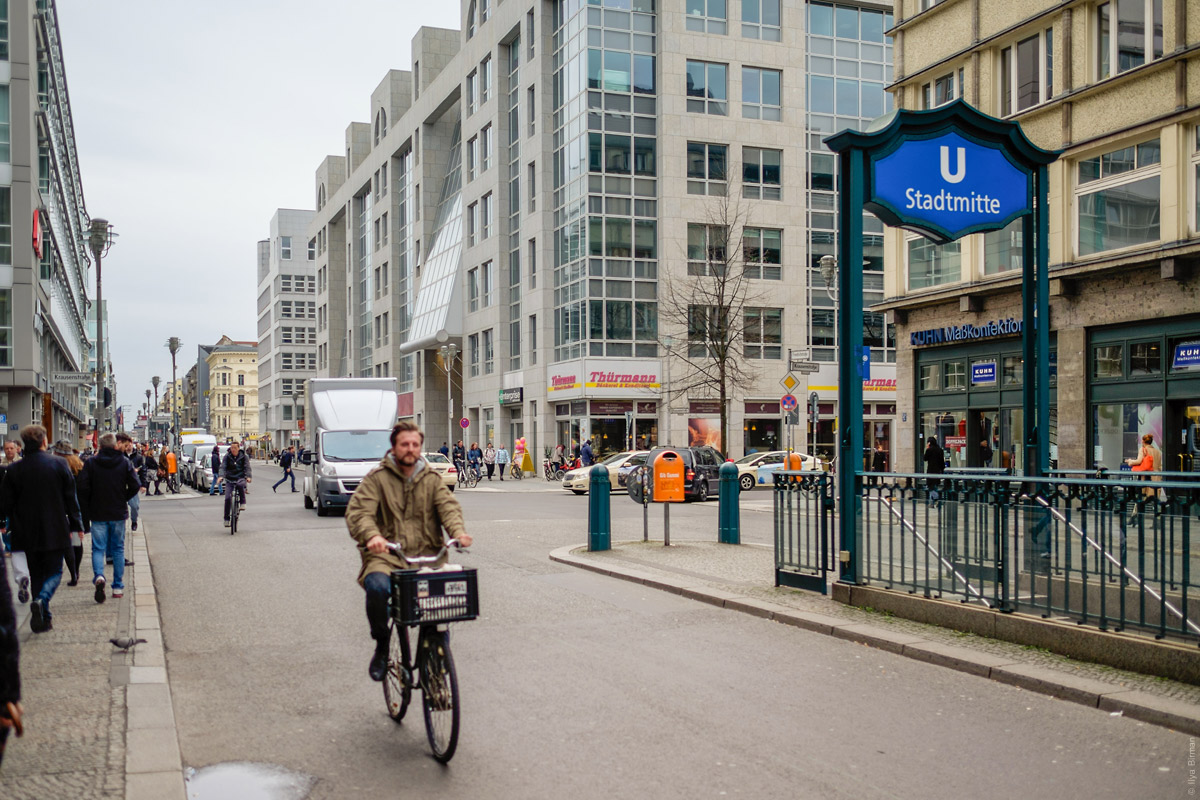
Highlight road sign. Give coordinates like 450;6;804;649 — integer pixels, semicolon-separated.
459;417;470;429
781;394;798;411
52;371;91;384
779;373;800;392
790;361;819;374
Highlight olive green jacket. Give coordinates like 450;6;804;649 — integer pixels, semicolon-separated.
346;454;467;585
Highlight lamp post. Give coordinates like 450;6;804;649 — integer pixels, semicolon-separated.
87;219;115;431
438;343;459;451
167;337;181;451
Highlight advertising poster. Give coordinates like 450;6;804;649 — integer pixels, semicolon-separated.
688;418;721;450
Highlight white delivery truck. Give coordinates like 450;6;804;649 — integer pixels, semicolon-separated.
300;377;398;516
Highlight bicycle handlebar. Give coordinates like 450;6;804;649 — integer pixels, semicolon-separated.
385;538;468;565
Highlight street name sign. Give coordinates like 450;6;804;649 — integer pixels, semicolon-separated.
52;371;92;384
790;361;819;374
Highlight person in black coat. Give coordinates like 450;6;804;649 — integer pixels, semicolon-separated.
0;425;84;633
77;433;140;603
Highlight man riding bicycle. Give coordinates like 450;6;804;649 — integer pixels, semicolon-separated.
346;422;473;682
220;441;252;528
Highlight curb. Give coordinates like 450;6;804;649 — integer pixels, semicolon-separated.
549;544;1200;737
123;523;186;800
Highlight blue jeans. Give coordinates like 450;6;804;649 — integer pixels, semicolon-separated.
209;467;220;495
364;572;392;642
273;468;295;491
127;492;140;527
28;548;68;620
90;520;126;589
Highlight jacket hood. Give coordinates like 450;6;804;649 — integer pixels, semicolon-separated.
94;448;127;467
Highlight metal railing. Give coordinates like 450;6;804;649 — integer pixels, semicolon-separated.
775;470;1200;644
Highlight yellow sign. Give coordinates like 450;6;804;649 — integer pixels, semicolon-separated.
780;373;800;392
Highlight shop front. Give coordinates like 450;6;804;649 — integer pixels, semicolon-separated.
1089;317;1200;473
913;323;1057;473
743;401;781;453
548;358;661;459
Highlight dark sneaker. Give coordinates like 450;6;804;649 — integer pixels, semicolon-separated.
94;575;107;604
16;576;28;604
30;598;45;632
131;521;138;531
369;647;389;682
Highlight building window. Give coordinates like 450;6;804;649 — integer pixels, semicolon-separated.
0;288;10;366
687;224;728;276
280;236;292;260
0;1;8;62
483;329;494;374
469;334;480;377
479;0;490;24
468;135;479;181
686;142;727;196
467;202;478;246
529;314;538;365
466;71;477;115
1000;30;1052;116
481;193;493;240
742;147;782;200
686;60;728;116
688;305;725;358
907;235;962;289
742;67;782;120
922;69;964;109
528;238;537;288
0;187;10;268
742;0;781;40
307;238;316;260
528;86;536;136
686;0;727;34
480;55;493;105
481;260;494;307
467;0;476;38
983;218;1023;275
0;85;9;164
743;228;782;280
1077;138;1160;256
481;124;493;172
1097;0;1163;81
1194;128;1200;233
944;361;967;390
744;308;783;359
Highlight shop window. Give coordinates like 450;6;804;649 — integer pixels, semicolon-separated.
1096;0;1163;81
907;235;961;289
1077;139;1160;256
1092;401;1161;470
943;361;966;391
1002;355;1023;385
1093;344;1123;379
1128;341;1161;376
999;29;1052;116
919;363;940;392
687;141;727;196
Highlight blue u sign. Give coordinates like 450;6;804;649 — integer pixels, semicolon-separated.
871;131;1031;243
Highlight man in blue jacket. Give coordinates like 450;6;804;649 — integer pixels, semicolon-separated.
77;433;140;603
272;446;297;493
0;425;84;632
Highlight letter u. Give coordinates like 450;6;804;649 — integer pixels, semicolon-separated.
940;146;966;184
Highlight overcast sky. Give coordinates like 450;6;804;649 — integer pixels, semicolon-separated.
57;1;461;419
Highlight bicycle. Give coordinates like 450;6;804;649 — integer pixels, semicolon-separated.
456;462;479;489
543;459;566;481
382;539;477;763
224;478;248;535
508;460;523;480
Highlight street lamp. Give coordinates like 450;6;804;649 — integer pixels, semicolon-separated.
167;337;181;451
87;218;115;431
438;343;459;451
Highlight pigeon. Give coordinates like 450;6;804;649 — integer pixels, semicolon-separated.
109;637;147;652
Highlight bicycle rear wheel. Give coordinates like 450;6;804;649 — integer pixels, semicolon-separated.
383;622;412;722
419;628;459;763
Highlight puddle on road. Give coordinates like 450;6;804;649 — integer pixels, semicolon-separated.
185;762;315;800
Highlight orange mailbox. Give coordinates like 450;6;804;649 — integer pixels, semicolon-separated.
652;451;686;502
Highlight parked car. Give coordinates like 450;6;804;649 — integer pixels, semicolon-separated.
752;451;822;488
732;450;788;491
562;450;649;494
195;446;231;493
422;452;457;491
643;446;725;501
615;452;650;487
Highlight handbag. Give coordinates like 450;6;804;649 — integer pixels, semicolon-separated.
1158;488;1167;503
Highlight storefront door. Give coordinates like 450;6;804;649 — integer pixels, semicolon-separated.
1167;401;1200;473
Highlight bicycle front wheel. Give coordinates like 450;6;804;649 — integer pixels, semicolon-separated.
383;622;412;722
419;629;460;763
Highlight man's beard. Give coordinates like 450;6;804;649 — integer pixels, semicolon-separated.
397;452;418;466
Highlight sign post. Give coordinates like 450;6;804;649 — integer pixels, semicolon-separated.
825;100;1058;585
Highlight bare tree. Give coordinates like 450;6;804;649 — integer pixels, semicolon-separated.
659;192;773;453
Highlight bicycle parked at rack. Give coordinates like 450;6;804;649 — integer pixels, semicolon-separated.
382;538;478;763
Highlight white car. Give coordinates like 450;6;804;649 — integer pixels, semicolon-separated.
195;446;231;492
422;452;457;491
562;451;649;495
751;451;822;488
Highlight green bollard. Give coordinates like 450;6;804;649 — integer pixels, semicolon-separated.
588;465;611;551
718;462;741;544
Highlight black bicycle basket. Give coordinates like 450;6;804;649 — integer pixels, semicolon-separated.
391;567;479;625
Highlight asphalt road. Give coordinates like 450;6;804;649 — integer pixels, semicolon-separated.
145;465;1188;799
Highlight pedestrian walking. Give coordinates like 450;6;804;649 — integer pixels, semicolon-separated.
438;442;450;458
1126;433;1164;500
208;443;222;496
144;449;162;495
162;449;179;493
0;534;22;766
51;441;85;586
581;439;594;466
273;445;298;493
495;444;510;481
0;425;84;633
77;433;140;603
1;441;19;466
552;443;566;470
923;437;945;504
483;442;497;480
468;442;483;479
119;434;144;531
